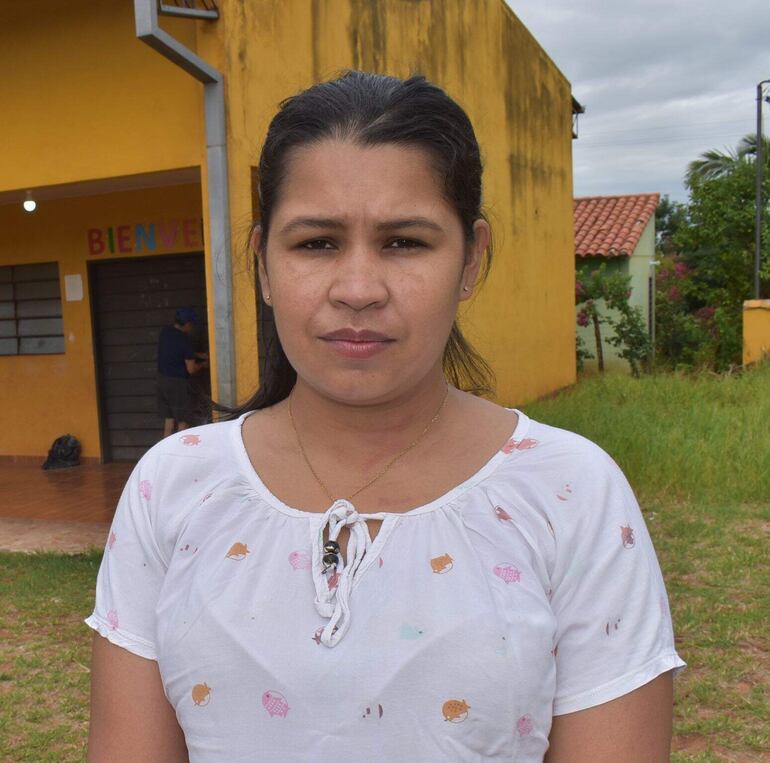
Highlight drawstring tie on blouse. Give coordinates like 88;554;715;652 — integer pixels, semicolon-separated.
311;499;388;648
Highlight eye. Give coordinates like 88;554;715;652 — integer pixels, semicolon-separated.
385;237;424;250
299;239;336;250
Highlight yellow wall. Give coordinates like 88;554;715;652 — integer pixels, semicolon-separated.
1;0;209;458
0;1;203;192
3;0;576;457
214;0;576;405
743;300;770;366
0;185;203;458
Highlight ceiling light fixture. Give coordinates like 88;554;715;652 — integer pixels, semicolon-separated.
23;191;36;213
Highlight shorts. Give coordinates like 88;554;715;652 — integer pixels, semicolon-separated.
157;374;193;422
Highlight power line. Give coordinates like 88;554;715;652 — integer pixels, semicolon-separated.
581;117;751;139
577;131;755;149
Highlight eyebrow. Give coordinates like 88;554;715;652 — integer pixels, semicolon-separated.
376;217;444;233
278;216;444;236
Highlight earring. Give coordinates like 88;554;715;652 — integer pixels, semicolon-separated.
264;294;271;302
463;286;471;292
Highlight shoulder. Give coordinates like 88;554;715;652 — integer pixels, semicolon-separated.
133;417;248;510
487;412;635;522
123;417;253;558
498;411;617;471
139;417;240;474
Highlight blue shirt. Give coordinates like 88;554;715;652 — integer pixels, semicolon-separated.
157;325;194;378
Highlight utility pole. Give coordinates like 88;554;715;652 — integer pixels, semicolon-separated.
756;80;770;299
649;259;659;370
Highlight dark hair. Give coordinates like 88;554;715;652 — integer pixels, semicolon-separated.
174;306;198;326
233;71;494;415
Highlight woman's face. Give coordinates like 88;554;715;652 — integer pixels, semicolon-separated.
257;139;488;405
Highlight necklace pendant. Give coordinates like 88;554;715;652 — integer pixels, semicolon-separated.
322;552;338;572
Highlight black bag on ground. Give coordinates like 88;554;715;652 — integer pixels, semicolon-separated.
42;434;81;470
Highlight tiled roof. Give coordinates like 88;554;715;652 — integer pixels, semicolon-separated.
574;193;659;257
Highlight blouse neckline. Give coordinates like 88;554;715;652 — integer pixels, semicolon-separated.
230;406;531;519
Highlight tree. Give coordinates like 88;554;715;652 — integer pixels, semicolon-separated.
655;194;687;257
678;156;769;299
654;134;770;370
686;133;770;184
576;263;651;377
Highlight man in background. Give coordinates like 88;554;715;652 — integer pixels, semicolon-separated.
157;307;208;438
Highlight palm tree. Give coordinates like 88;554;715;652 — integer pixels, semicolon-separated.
736;133;770;161
686;133;770;184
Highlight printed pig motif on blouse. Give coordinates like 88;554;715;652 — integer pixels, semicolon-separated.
501;437;539;454
430;554;454;574
262;691;290;717
192;683;211;706
442;699;470;722
620;525;635;548
493;564;522;584
179;434;201;446
226;542;250;560
517;714;534;737
288;551;312;570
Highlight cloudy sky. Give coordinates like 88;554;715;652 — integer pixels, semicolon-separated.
508;0;769;202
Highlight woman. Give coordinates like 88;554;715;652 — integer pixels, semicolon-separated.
86;71;684;761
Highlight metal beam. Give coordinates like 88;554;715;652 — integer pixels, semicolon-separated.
133;0;236;409
158;3;219;21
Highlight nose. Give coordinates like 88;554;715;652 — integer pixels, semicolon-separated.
327;248;389;312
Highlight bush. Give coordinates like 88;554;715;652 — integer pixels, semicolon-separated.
654;255;744;372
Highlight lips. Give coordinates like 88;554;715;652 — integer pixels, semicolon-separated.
319;328;394;359
320;329;392;342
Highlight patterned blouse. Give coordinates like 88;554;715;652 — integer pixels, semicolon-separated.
86;409;685;761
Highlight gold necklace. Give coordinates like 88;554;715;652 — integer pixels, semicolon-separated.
288;386;450;503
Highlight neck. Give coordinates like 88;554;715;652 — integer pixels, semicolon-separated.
288;370;451;457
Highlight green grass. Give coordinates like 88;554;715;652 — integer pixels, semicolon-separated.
524;362;770;506
526;363;770;760
0;552;101;762
1;366;768;760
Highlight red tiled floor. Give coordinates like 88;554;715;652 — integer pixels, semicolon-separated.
0;462;131;523
0;462;132;552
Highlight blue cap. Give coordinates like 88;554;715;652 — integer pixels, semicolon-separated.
175;307;199;325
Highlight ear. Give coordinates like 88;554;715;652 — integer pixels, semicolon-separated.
459;218;490;301
250;225;271;298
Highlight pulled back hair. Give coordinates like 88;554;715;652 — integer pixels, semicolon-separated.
235;70;494;414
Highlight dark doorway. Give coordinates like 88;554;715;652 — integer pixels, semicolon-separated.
89;253;209;462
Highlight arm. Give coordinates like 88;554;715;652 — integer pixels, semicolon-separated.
185;354;208;376
88;634;188;762
545;672;674;763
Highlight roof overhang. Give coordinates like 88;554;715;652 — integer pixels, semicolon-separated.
0;167;201;207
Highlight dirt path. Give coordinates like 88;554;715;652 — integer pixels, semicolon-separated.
0;517;109;554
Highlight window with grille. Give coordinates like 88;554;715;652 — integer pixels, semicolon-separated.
0;262;65;355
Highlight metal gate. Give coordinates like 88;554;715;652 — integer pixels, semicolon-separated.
89;253;208;462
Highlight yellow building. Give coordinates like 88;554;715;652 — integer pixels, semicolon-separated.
0;0;578;462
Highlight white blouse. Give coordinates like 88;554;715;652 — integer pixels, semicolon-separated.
86;409;684;761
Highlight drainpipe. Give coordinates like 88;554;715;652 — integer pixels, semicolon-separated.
134;0;235;408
